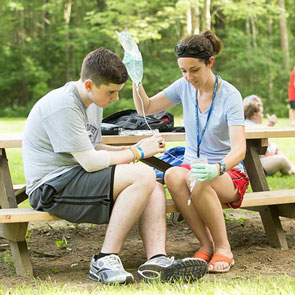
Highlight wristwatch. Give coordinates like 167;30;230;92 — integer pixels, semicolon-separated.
218;161;226;176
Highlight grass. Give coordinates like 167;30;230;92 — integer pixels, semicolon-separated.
0;276;294;295
0;276;295;294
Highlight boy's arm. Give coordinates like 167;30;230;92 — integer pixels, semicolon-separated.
71;148;135;172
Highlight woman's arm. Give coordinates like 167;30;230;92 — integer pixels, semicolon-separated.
222;125;246;171
133;83;175;116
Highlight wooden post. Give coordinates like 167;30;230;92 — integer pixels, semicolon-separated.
0;149;33;276
0;149;17;209
244;139;288;249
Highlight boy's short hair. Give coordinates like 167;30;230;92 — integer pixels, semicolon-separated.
81;48;128;86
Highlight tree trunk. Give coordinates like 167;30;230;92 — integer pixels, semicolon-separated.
245;18;254;87
42;0;50;40
250;14;257;49
245;18;251;60
192;0;200;34
204;0;211;30
278;0;290;71
71;0;78;79
268;0;274;104
186;3;192;34
64;0;72;82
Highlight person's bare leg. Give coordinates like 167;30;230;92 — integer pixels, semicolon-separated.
289;108;294;125
139;182;167;259
261;155;293;175
194;174;239;271
101;164;156;254
165;167;214;255
166;167;241;271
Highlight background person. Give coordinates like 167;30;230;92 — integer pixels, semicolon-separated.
127;30;249;273
288;66;295;126
22;48;207;284
243;95;277;127
244;96;295;175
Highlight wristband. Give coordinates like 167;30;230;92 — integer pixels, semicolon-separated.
131;148;141;163
218;160;226;175
137;147;144;160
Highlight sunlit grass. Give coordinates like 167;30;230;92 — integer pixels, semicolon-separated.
0;276;295;295
0;117;26;133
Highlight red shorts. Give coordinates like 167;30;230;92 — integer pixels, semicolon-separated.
178;165;249;209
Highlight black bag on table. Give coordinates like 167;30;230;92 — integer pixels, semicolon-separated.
101;109;174;135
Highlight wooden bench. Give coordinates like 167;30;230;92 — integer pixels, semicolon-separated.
1;189;295;223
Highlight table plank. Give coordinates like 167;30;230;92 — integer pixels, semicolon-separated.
1;127;295;148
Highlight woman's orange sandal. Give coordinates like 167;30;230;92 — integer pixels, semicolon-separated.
208;253;235;273
193;250;212;263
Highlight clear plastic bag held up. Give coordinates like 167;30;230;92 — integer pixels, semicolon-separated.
116;31;143;86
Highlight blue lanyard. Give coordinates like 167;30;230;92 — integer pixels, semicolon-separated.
195;75;219;158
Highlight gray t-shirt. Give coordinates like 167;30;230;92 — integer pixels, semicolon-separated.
164;77;245;171
23;82;103;195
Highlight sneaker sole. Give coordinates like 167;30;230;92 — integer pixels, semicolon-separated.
137;264;163;281
160;258;208;283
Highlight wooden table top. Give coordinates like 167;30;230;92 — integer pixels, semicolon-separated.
1;127;295;148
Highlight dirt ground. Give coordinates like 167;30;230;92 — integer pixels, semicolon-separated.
1;209;295;287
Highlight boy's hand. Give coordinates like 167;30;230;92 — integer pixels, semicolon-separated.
190;163;219;181
137;134;166;158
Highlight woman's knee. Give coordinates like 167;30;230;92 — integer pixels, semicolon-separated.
165;167;187;186
165;167;190;201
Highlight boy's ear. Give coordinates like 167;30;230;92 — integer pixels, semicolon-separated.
84;79;93;92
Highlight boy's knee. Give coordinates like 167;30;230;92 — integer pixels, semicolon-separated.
134;164;156;186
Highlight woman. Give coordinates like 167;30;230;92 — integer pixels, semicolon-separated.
131;30;249;273
244;96;295;175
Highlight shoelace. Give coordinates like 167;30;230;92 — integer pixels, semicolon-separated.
98;254;124;270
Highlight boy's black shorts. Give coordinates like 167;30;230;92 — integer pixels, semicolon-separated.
30;165;116;224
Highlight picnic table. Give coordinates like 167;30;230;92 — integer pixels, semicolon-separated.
1;126;295;276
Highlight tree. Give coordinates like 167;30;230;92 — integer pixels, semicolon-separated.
278;0;290;71
0;0;294;117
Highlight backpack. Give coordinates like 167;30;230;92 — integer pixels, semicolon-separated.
101;109;174;134
154;146;185;179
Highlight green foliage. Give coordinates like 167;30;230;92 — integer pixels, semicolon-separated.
0;0;294;117
55;235;72;251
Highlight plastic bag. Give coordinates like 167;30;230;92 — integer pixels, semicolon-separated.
116;31;143;86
